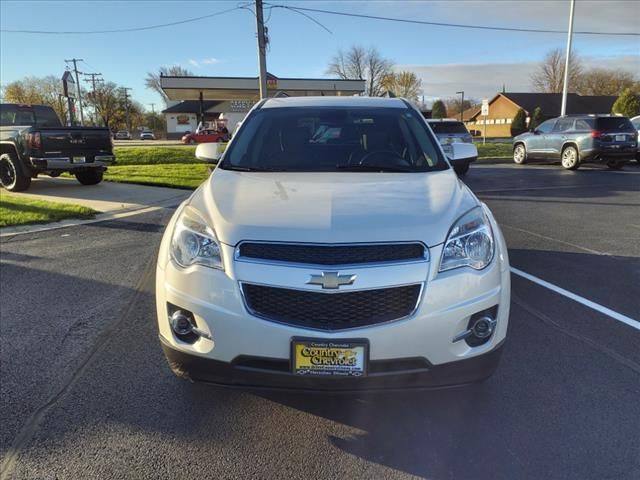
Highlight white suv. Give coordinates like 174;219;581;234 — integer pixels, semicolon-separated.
156;96;510;391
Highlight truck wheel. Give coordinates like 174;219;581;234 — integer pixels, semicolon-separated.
75;169;104;185
0;153;31;192
561;146;580;170
454;161;470;176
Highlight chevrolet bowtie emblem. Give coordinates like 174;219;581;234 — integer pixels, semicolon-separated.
307;272;357;290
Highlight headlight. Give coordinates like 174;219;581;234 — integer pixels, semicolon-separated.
170;206;223;270
439;206;494;272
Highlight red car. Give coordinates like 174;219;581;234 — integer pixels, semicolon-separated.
181;129;228;144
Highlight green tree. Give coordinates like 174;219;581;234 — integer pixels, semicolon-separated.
612;88;640;117
431;100;447;119
529;107;544;131
511;108;527;136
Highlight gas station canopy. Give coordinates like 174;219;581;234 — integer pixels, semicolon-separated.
161;74;366;101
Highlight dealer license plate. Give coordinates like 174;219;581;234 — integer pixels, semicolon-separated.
615;135;625;142
292;339;368;377
72;156;86;164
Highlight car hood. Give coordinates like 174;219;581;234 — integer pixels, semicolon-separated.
191;169;478;247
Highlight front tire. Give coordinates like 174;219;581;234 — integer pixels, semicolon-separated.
513;144;527;164
561;146;580;170
75;169;104;186
0;152;31;192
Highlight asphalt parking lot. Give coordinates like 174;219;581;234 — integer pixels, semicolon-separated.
1;162;638;480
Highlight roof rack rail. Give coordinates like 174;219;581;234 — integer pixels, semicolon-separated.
273;91;290;98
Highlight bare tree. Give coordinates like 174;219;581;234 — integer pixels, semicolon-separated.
145;65;193;104
531;48;583;93
3;76;67;121
327;45;393;96
575;68;639;96
381;71;423;102
444;97;479;118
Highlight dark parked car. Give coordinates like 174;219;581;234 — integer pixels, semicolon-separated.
0;103;115;191
512;115;637;170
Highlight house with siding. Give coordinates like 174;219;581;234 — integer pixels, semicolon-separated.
464;92;618;137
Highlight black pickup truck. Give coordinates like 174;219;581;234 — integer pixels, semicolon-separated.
0;103;115;191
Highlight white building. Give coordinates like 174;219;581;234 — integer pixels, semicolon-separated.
161;73;366;139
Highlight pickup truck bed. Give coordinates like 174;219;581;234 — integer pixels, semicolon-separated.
0;103;115;191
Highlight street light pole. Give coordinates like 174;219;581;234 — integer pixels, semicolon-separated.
255;0;268;99
560;0;576;116
456;91;464;122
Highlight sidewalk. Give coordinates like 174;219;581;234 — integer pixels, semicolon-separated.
2;177;190;213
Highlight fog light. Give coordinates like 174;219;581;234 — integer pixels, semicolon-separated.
171;310;194;336
471;316;495;339
169;308;212;342
452;306;498;346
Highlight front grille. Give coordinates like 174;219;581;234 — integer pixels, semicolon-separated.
241;283;421;331
238;242;426;265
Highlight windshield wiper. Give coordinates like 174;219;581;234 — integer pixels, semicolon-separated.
219;164;276;172
336;164;414;173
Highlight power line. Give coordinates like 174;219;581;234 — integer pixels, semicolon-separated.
1;5;246;34
267;3;640;37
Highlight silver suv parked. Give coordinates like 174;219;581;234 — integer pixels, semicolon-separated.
512;115;637;170
427;119;476;175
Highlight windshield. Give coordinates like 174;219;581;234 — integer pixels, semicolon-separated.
591;117;635;132
428;121;469;134
0;105;62;127
220;106;448;172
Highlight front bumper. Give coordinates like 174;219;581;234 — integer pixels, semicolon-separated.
30;156;115;171
160;335;505;391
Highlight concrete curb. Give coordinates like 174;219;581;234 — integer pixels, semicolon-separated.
0;197;186;238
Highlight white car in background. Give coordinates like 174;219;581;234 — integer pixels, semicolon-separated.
156;96;510;392
427;119;477;175
632;115;640;162
140;130;155;140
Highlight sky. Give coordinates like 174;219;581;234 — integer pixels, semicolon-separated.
1;0;639;110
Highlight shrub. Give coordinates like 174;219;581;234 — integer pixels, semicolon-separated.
612;88;640;117
529;107;544;131
510;108;527;136
431;100;447;119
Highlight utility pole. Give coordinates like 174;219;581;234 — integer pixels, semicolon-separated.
65;58;85;125
456;91;464;122
255;0;268;99
560;0;576;117
121;87;132;132
84;72;102;125
149;103;156;132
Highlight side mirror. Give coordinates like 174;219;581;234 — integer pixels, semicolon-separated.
195;142;224;163
447;142;478;163
531;129;540;135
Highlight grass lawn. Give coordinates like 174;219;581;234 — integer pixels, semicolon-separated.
113;146;199;165
476;143;512;159
0;191;96;227
104;163;211;189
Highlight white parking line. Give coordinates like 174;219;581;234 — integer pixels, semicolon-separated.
511;267;640;331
